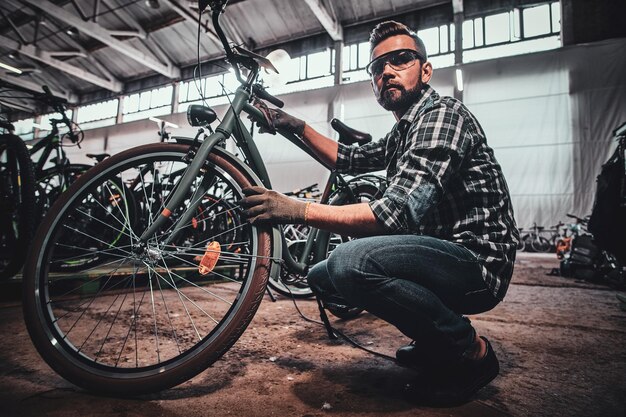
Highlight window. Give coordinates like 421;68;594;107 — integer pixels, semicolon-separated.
12;118;35;141
76;99;118;130
123;85;173;123
462;1;561;63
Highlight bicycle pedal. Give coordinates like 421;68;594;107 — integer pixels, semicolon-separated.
198;241;221;275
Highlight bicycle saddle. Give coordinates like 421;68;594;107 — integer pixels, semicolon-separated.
331;118;372;146
86;153;110;163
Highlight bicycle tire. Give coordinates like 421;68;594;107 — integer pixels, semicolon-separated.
518;234;529;252
0;134;37;280
268;181;381;300
23;143;271;395
530;236;551;253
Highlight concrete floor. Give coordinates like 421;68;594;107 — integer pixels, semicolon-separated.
0;252;624;417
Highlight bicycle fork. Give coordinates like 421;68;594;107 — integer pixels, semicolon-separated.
135;132;224;251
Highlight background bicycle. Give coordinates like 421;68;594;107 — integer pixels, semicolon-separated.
0;119;37;279
0;83;89;278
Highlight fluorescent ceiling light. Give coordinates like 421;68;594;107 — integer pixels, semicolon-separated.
149;116;178;129
455;68;464;92
0;61;22;75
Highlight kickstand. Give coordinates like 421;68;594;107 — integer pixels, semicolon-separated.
265;285;277;302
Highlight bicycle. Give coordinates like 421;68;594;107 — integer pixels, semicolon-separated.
23;0;387;396
520;223;551;252
1;81;89;219
555;213;588;259
0;120;37;279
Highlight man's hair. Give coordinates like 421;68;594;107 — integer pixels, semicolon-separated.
369;21;428;61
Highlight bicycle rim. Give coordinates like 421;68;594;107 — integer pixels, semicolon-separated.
23;144;271;394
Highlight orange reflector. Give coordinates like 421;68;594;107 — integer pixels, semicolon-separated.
162;208;172;218
192;217;198;229
109;193;121;207
198;241;221;275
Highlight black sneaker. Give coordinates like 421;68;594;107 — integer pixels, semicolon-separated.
414;337;500;405
405;336;500;405
395;341;429;374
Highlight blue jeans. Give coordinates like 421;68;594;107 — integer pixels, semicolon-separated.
307;235;499;361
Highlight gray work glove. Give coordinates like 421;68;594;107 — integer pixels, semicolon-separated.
252;99;305;136
239;186;307;225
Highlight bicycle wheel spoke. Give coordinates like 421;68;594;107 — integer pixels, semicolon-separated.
153;256;236;307
163;251;247;285
155;258;202;342
102;181;138;242
51;243;134;263
61;224;135;257
154;264;183;355
146;267;161;363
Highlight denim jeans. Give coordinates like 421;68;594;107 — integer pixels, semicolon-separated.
307;235;499;362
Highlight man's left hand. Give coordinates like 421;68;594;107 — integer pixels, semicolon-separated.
239;186;307;225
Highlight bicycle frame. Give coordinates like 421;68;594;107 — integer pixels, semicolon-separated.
137;3;379;280
29;122;67;176
141;84;363;279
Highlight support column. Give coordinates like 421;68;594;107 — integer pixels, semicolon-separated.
452;0;464;102
171;81;180;114
333;40;343;86
116;95;124;124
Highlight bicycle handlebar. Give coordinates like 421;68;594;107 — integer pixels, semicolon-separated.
41;86;79;144
566;213;588;223
252;84;284;108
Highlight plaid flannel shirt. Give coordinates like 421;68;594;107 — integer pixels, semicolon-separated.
336;85;519;300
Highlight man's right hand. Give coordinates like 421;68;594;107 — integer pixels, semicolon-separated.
252;99;305;136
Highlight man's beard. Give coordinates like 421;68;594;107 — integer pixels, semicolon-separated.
377;76;423;113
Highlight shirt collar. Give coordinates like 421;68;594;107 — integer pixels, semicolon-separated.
399;83;436;124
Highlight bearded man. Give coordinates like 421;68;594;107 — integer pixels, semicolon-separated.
240;20;519;404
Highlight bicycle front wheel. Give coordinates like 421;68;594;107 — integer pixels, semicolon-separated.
23;143;271;395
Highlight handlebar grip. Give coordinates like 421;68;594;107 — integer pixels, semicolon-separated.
243;103;272;131
252;84;284;108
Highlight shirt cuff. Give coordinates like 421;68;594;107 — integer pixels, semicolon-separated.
335;142;352;173
368;186;409;233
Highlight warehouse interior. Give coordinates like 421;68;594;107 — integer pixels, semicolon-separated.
0;0;625;416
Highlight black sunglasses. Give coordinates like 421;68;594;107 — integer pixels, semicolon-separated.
365;49;425;78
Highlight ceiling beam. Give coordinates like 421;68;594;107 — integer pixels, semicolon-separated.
101;0;147;37
108;30;146;39
160;0;231;47
22;0;180;79
42;18;122;90
0;72;78;103
303;0;343;41
0;34;123;92
0;98;33;113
